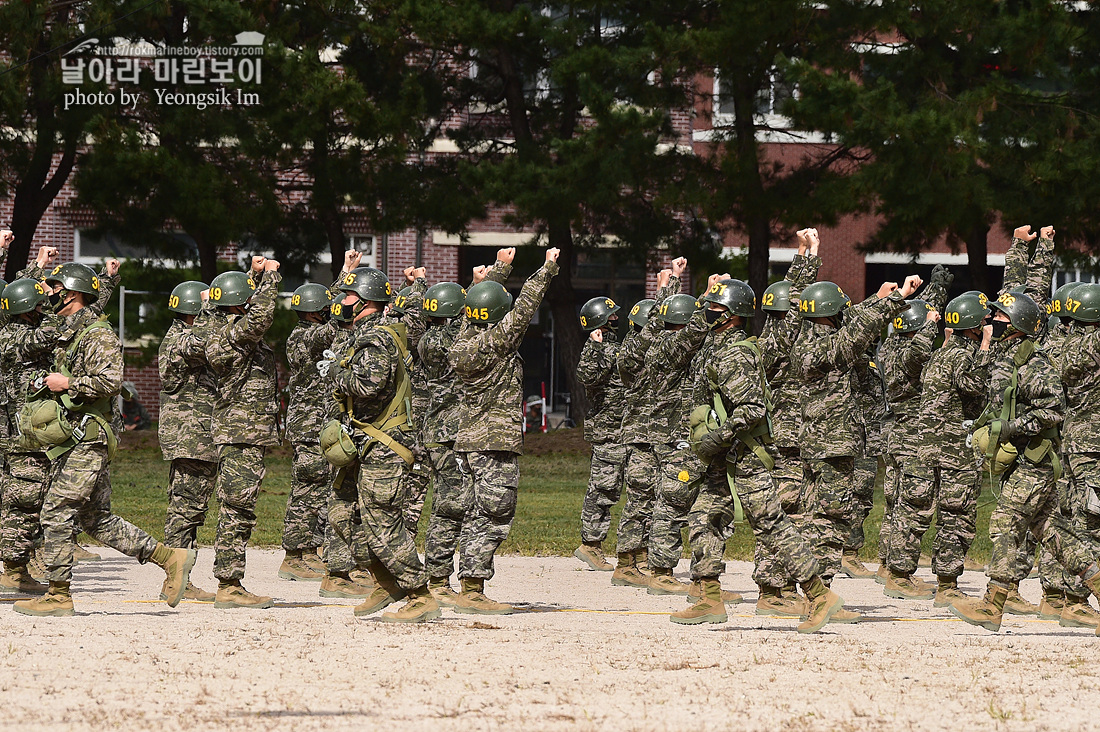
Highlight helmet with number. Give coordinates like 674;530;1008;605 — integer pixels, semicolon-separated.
798;281;847;318
627;298;656;328
168;281;207;315
338;266;392;304
961;290;989;310
761;280;790;313
1065;282;1100;323
944;293;990;330
892;299;932;334
579;296;620;332
330;298;354;323
44;262;101;304
290;282;332;313
655;293;700;325
464;280;513;324
390;286;414;316
1;277;48;315
989;290;1042;337
1048;281;1082;324
422;282;466;318
208;270;257;307
700;278;755;317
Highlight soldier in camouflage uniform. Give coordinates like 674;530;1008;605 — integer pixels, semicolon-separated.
158;280;219;602
574;295;626;572
951;282;1100;632
422;252;512;607
676;277;845;633
13;263;195;616
610;260;684;587
328;266;439;623
449;248;559;614
279;282;338;582
205;258;282;609
794;275;917;584
844;345;888;579
878;266;951;599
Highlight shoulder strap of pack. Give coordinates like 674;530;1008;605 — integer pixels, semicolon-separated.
709;337;774;470
342;323;415;465
57;316;111;372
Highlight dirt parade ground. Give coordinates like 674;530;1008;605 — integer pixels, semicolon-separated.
2;550;1099;732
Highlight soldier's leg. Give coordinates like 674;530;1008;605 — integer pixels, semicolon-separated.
326;462;366;573
687;467;734;583
356;450;428;592
401;455;431;537
847;454;879;554
932;466;980;581
164;458;218;549
804;456;855;583
213;444;266;584
1;453;50;565
886;460;937;577
579;442;626;545
1059;454;1100;625
615;444;657;562
457;450;520;583
752;446;801;590
648;445;703;590
282;443;329;553
879;454;902;568
424;444;472;581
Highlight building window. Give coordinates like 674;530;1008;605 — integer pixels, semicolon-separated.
713;67;796;126
74;229;198;264
1053;268;1100;292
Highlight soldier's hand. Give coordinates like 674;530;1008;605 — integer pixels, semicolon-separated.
45;372;70;392
343;250;362;272
926;309;941;323
405;266;426;283
943;327;954;339
899;275;922;298
251;256;266;272
1041;225;1055;240
1013;225;1037;242
796;228;810;255
264;259;280;272
808;228;820;255
706;272;728;291
497;247;516;265
671;257;687;277
105;259;121;277
472;265;488;284
656;269;672;289
546;248;560;263
876;282;899;299
981;323;993;349
0;229;12;249
590;329;604;343
200;289;209;302
36;246;59;267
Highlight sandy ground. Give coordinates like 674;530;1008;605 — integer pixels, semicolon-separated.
2;550;1099;732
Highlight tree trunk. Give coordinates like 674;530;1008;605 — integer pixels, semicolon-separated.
547;215;588;423
964;222;989;295
732;80;770;335
190;230;218;283
746;216;771;335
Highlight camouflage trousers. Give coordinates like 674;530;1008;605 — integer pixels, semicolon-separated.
41;441;158;584
346;446;426;591
580;442;626;544
424;443;471;580
615;443;656;555
0;451;49;564
401;455;431;538
846;454;881;552
163;458;217;550
691;450;818;584
213;444;266;582
282;442;330;552
457;450;520;581
801;456;855;582
1044;453;1100;597
887;461;980;578
987;456;1098;587
649;443;704;572
879;455;902;565
752;445;803;588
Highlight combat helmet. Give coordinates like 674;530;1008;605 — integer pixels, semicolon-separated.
700;278;755;329
1;278;47;315
798;281;848;318
892;299;932;334
44;263;101;304
627;298;656;329
290;283;332;313
1047;281;1083;325
208;271;256;307
654;293;699;326
391;285;413;316
464;280;512;324
944;293;990;330
761;280;790;313
989;290;1042;337
579;296;620;332
168;281;207;315
339;267;393;304
1064;282;1100;323
422;282;466;319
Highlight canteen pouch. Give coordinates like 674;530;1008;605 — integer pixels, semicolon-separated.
320;419;359;468
972;424;1017;475
22;400;75;447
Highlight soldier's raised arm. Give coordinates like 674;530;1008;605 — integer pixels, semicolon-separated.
226;263;281;347
1026;226;1057;312
1002;225;1036;294
478;251;558;357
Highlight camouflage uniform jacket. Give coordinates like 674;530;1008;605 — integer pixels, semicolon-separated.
646;307;710;444
0;316;63;448
418;319;462;446
1002;235;1055;311
451;260;558;454
284;318;339;445
853;350;889;456
795;293;908;459
916;336;991;470
985;338;1063;453
693;326;768;457
205;269;282;447
384;277;429;426
324;326;356;422
577;332;624;445
1058;324;1100;454
158;317;219;462
53;308;124;444
617;276;681;445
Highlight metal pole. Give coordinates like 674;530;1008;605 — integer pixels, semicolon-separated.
118;285;125;346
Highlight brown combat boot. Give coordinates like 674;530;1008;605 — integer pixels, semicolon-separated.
150;543;197;608
797;577;843;633
635;549;653;576
454;577;513;615
381;586;441;624
319;573;376;599
13;582;75;617
1059;594;1100;629
1038;591;1067;620
884;570;935;601
428;577;460;607
647;569;690;596
1003;584;1039;616
671;579;727;625
874;564;889;585
278;551;324;582
840;551;875;579
161;581;215;603
933;577;970;608
27;551;47;581
611;553;650;589
353;584;405;616
950;583;1009;632
0;563;47;595
214;581;274;609
688;580;742;604
73;545;101;562
301;549;327;574
574;542;613;571
756;586;803;616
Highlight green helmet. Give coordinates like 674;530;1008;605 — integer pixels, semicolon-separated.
654;293;700;325
1065;282;1100;323
892;299;932;334
290;283;332;313
0;278;6;293
990;290;1042;336
464;280;513;324
761;280;790;313
339;266;393;304
798;281;848;318
168;280;207;315
944;293;990;330
44;263;101;304
579;296;621;332
423;282;466;318
391;286;414;316
627;298;656;328
330;297;354;323
209;271;257;307
961;290;989;309
1048;281;1083;323
700;278;755;317
1;277;48;315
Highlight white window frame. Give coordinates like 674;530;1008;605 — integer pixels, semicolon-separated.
74;228;198;265
712;67;797;132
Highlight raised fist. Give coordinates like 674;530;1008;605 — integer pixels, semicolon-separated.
1040;225;1055;240
105;259;121;277
671;257;687;277
876;282;899;299
0;230;12;249
36;246;59;268
1013;225;1037;242
497;247;516;265
899;275;922;298
251;256;266;272
472;265;488;284
590;329;604;343
264;259;280;272
656;269;672;289
344;250;362;271
546;248;560;263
